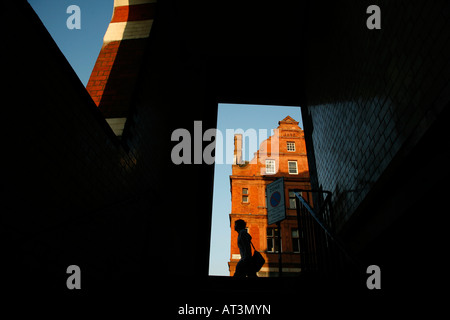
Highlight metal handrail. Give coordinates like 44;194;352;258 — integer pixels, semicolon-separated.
291;189;362;272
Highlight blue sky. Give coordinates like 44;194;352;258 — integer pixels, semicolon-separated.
27;1;303;277
28;0;113;86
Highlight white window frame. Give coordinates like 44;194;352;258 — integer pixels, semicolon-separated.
267;227;282;253
242;188;249;203
287;142;296;152
288;190;301;209
265;159;276;174
288;161;298;174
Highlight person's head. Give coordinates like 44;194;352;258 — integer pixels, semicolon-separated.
234;219;246;232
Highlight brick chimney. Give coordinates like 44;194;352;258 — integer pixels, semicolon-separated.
86;0;157;136
234;134;243;165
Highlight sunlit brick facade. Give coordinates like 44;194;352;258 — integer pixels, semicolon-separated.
86;0;156;136
228;116;312;277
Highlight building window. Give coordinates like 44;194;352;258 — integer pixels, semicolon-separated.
292;228;300;253
288;190;301;209
267;227;281;253
242;188;249;203
266;159;276;174
288;161;298;174
287;142;296;152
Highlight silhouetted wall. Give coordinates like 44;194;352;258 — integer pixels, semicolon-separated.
301;0;449;291
4;0;449;306
302;0;449;235
5;1;156;291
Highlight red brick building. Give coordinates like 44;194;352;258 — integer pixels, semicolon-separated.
86;0;156;136
228;116;311;277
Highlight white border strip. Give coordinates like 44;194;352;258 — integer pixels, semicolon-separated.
106;118;127;136
103;20;153;42
114;0;157;7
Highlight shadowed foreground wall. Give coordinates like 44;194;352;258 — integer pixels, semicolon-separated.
3;0;449;313
302;0;449;292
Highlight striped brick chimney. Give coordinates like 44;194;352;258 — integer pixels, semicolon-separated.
86;0;156;136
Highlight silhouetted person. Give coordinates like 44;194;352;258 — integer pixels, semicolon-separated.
233;219;257;278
